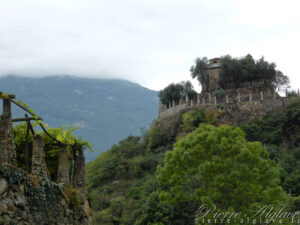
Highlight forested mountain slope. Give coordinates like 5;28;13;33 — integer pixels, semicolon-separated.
0;75;158;161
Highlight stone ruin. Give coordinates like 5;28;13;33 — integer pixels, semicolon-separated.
0;93;87;189
0;93;91;225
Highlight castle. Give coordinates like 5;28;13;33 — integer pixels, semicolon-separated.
158;57;292;122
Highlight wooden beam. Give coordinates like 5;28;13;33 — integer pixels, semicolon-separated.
39;123;67;147
10;99;43;121
12;117;36;122
0;92;15;99
25;114;35;135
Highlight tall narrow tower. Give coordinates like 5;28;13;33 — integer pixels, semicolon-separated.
202;58;221;93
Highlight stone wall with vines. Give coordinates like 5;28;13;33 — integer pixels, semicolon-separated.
0;165;90;225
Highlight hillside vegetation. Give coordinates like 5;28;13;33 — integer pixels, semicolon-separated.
87;96;300;225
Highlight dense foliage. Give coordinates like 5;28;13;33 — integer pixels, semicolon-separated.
219;55;277;89
87;98;300;224
159;81;197;105
87;133;167;225
241;97;300;196
180;109;206;131
158;124;286;224
190;55;290;91
13;122;91;181
190;57;210;92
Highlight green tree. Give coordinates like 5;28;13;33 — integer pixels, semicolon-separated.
134;192;175;225
180;109;206;131
190;57;210;91
159;81;197;105
158;124;286;222
272;70;290;91
218;55;277;89
214;89;226;102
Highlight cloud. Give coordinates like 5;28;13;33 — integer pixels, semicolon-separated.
0;0;299;91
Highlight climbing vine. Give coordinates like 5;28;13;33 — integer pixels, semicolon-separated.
0;92;9;100
1;96;93;180
0;165;63;210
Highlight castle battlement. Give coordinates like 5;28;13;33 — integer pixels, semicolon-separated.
158;88;292;120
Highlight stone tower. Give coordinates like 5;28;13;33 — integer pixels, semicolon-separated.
202;58;221;93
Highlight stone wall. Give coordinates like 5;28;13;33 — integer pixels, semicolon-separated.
0;115;14;165
159;88;289;120
0;94;91;225
0;166;91;225
158;96;290;128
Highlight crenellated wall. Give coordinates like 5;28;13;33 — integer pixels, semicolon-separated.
159;88;292;120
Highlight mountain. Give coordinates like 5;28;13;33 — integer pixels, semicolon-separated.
0;75;158;161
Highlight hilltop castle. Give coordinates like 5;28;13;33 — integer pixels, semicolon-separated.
158;57;292;123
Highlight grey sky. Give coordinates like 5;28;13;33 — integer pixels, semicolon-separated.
1;0;300;91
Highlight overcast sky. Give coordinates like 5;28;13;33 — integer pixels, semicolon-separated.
1;0;300;92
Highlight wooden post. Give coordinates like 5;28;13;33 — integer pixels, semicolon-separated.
260;91;264;101
226;95;229;104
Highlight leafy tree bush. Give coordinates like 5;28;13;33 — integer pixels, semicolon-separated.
180;109;206;131
219;55;278;89
205;109;223;125
279;147;300;195
147;119;177;152
134;192;175;225
241;97;300;148
214;89;226;102
190;54;289;91
13;122;91;181
273;71;290;92
190;57;210;92
287;90;299;98
159;81;197;105
241;98;300;196
158;124;286;223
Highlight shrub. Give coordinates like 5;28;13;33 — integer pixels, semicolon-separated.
180;109;206;131
214;89;226;102
147;121;170;151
